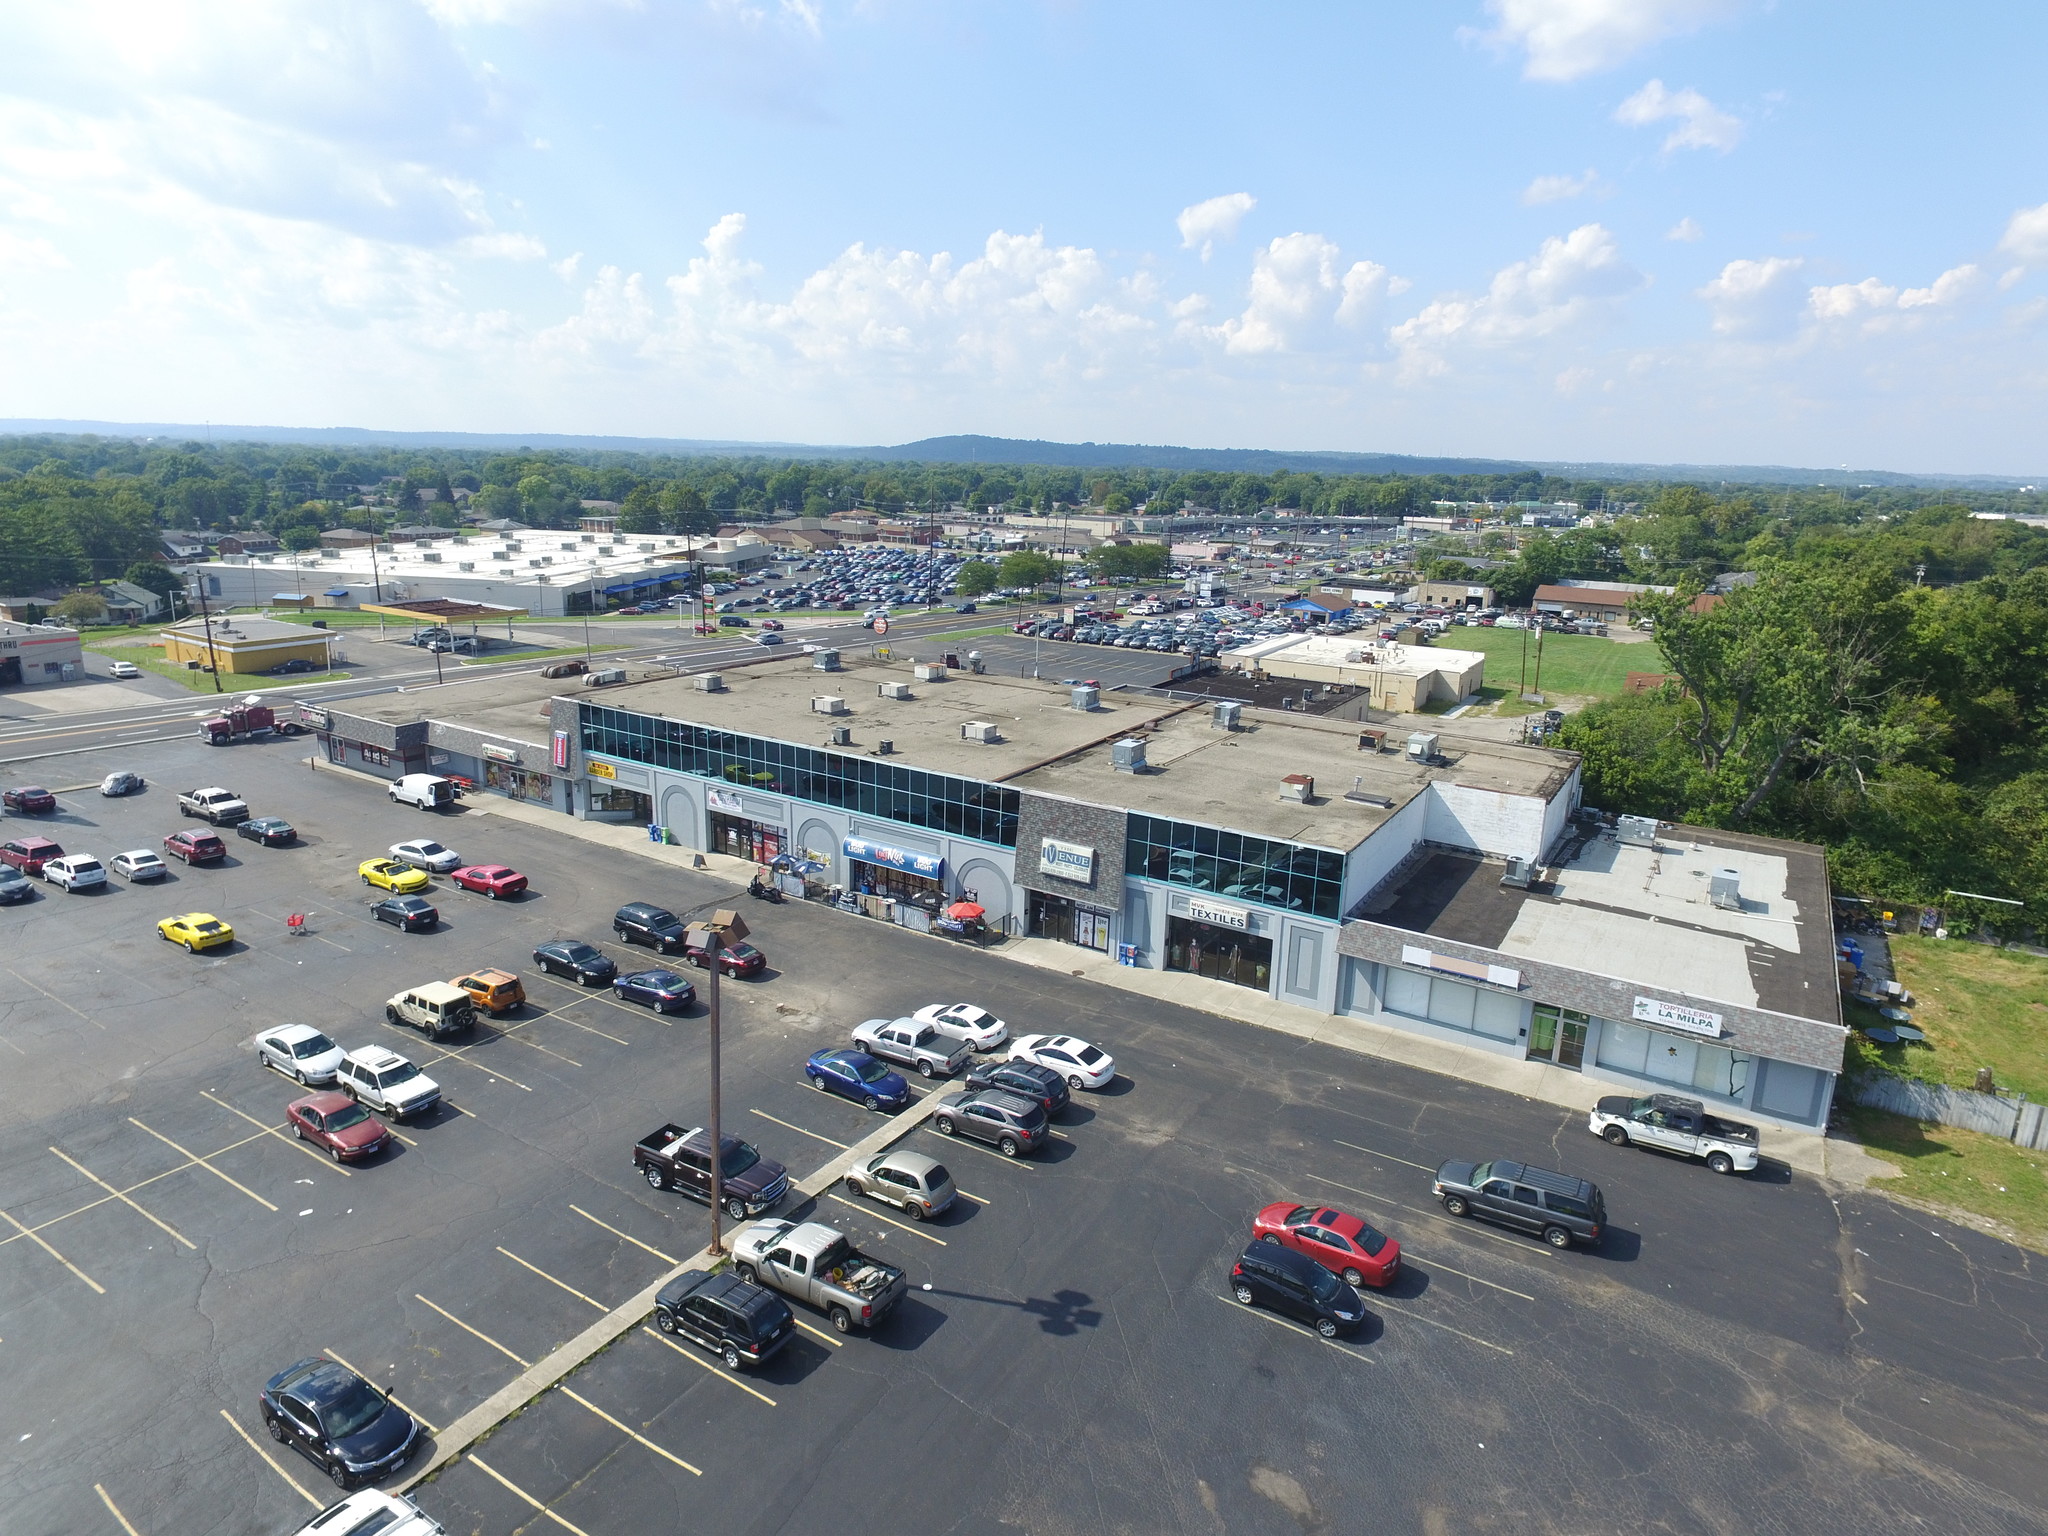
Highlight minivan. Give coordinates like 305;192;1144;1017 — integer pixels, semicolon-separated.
1229;1241;1368;1338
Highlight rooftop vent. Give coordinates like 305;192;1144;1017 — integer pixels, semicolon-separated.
1617;814;1659;848
1710;867;1743;910
1343;776;1395;808
812;695;848;715
1211;701;1242;731
913;663;947;682
1501;856;1534;889
458;561;476;572
878;681;913;700
812;648;841;672
1111;737;1148;774
1357;728;1387;752
1070;686;1099;711
1279;773;1315;803
828;724;852;746
694;673;724;692
961;720;1002;744
1406;731;1439;763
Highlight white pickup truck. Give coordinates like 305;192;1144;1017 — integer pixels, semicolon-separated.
177;786;249;825
1588;1093;1760;1174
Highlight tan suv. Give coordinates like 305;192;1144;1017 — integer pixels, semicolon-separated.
451;968;525;1016
385;981;478;1040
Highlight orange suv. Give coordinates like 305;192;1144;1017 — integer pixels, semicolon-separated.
451;968;526;1015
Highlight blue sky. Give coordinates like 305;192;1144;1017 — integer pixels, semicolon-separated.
2;1;2044;472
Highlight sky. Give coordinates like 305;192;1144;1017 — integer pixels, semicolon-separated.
1;1;2045;473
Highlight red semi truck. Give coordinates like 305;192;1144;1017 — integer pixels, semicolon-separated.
199;703;308;745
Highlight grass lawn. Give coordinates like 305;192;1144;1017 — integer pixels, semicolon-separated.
1842;1104;2048;1253
1434;626;1651;705
1849;936;2048;1102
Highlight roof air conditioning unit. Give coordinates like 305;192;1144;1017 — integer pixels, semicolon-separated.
828;724;852;746
812;695;848;715
876;739;893;755
578;535;595;544
1501;856;1534;889
504;541;522;552
540;555;554;565
812;648;841;671
1407;731;1439;763
878;681;913;700
1111;737;1148;773
597;546;613;556
1070;686;1099;711
1212;701;1242;731
497;568;515;577
1617;814;1659;848
1279;773;1314;802
961;721;1001;744
529;559;544;567
1710;867;1743;910
913;663;947;682
422;551;442;562
694;673;724;692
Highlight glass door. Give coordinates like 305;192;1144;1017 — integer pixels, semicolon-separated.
1525;1009;1557;1062
1528;1005;1590;1070
1556;1016;1587;1069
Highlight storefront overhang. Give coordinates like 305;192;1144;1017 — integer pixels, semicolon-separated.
844;836;944;878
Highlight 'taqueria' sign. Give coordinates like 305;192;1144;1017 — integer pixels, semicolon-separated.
1631;996;1725;1038
1038;838;1095;883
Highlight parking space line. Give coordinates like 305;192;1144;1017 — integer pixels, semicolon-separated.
558;1388;703;1475
218;1409;319;1507
750;1108;848;1149
321;1349;439;1432
516;996;632;1047
49;1148;195;1250
0;1206;104;1292
7;968;105;1030
496;1247;609;1312
0;1131;274;1252
1407;1256;1536;1302
416;1294;530;1367
639;1326;777;1405
528;975;678;1029
129;1119;281;1210
1332;1139;1437;1174
825;1192;947;1245
413;1033;534;1092
199;1091;352;1177
1391;1308;1516;1356
918;1128;1035;1169
1210;1294;1373;1365
570;1204;678;1265
94;1483;141;1535
1297;1171;1555;1261
953;1189;990;1205
789;1317;845;1348
467;1454;595;1536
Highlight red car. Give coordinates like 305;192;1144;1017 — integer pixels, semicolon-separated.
164;829;227;864
758;618;784;631
287;1091;392;1162
450;864;528;899
0;836;62;875
683;939;767;978
1252;1202;1402;1288
3;786;56;813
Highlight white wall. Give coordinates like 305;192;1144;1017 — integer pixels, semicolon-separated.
1341;793;1428;909
1539;763;1581;858
1423;781;1551;860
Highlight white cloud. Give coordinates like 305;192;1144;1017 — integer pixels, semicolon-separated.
1666;216;1703;242
1521;169;1601;205
1615;80;1743;153
1177;192;1256;261
1474;0;1741;83
1810;265;1978;325
1696;255;1803;335
1997;201;2048;268
1207;233;1399;354
1391;223;1643;368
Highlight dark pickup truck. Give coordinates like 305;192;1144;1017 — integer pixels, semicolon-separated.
634;1123;790;1220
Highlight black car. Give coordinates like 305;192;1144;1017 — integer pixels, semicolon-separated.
269;658;320;675
614;968;697;1014
931;1089;1049;1158
613;902;690;954
1230;1241;1368;1339
236;816;297;846
963;1059;1069;1116
258;1357;420;1489
653;1269;795;1372
0;867;34;904
533;939;618;984
1432;1158;1606;1249
369;896;438;931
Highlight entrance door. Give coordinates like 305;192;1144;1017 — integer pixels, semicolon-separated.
1556;1016;1588;1069
1527;1005;1589;1069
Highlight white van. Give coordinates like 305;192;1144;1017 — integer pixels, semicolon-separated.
388;774;455;811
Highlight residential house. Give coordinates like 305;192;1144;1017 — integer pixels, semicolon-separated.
100;580;171;623
215;532;280;557
319;529;381;550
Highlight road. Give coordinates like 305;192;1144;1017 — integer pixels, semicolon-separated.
1;734;2044;1536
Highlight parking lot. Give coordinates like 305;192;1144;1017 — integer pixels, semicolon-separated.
4;734;2048;1535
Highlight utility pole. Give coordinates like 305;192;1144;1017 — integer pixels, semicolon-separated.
191;575;225;693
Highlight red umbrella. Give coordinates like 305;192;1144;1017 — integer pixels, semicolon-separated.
946;901;986;921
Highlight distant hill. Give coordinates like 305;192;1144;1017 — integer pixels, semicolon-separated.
866;434;1530;476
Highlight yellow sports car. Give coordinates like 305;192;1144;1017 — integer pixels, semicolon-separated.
359;857;431;894
159;912;234;952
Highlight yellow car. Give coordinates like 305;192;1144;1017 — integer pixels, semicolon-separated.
359;858;431;894
159;912;234;952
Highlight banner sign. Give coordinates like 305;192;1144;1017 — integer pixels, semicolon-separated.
587;760;617;780
843;836;943;878
482;743;519;763
1038;838;1095;883
551;730;571;769
1632;996;1725;1038
1186;897;1251;931
1401;945;1523;991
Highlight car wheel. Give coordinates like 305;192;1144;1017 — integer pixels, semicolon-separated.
342;1083;357;1100
183;940;195;953
998;1136;1020;1158
720;1343;742;1371
736;1263;757;1285
1543;1225;1571;1250
1316;1317;1339;1339
862;1094;880;1111
724;1197;747;1221
905;1202;924;1222
1233;1283;1255;1305
810;1075;826;1092
655;1306;679;1334
829;1306;852;1335
1602;1125;1630;1147
385;1005;401;1025
330;1143;345;1163
1707;1151;1735;1175
264;1413;286;1443
934;1116;955;1136
1342;1267;1364;1288
644;1165;669;1190
293;1121;307;1140
1442;1194;1470;1217
917;1060;935;1078
293;1067;308;1085
844;1176;865;1197
1258;1233;1281;1245
487;889;500;900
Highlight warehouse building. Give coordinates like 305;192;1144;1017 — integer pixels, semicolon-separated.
1226;632;1486;713
0;619;84;687
158;615;336;676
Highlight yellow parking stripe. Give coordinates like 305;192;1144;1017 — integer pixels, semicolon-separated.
1333;1138;1438;1173
218;1409;319;1506
749;1108;848;1149
0;1206;105;1293
0;1130;272;1251
467;1454;595;1536
639;1326;777;1405
824;1192;946;1245
790;1317;845;1348
496;1247;609;1311
94;1483;142;1535
570;1204;678;1265
50;1148;195;1250
416;1294;530;1367
321;1349;438;1433
199;1092;351;1177
558;1388;703;1475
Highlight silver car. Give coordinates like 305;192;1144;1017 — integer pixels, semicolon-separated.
100;771;145;797
257;1024;345;1085
110;849;168;881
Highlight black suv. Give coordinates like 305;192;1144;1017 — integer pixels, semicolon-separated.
257;1357;421;1489
1432;1158;1606;1249
962;1059;1070;1116
931;1089;1049;1158
654;1269;795;1371
614;902;689;954
1230;1241;1367;1338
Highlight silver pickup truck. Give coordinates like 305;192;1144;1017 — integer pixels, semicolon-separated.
730;1219;908;1334
1588;1093;1760;1174
851;1016;971;1079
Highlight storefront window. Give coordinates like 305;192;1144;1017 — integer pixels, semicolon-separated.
1166;915;1272;990
1596;1021;1751;1099
1381;968;1523;1042
588;785;651;820
484;762;553;803
851;859;942;907
711;811;783;864
1030;891;1112;951
1127;813;1343;919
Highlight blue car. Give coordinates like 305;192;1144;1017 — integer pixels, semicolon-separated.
805;1048;910;1112
615;969;698;1015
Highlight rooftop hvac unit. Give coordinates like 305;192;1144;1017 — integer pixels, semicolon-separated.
1710;867;1743;910
875;739;894;755
812;648;841;671
828;724;852;746
597;546;613;555
1280;773;1314;802
961;720;1001;744
694;673;724;692
528;559;545;568
1212;701;1243;731
497;568;515;577
878;681;913;700
1617;814;1660;847
458;562;476;572
1406;731;1439;763
422;551;442;562
1111;737;1148;773
812;695;848;715
1070;686;1099;711
540;555;554;564
913;663;947;682
579;534;595;543
1501;856;1534;890
504;541;522;552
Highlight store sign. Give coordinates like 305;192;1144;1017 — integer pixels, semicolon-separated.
707;788;744;814
1401;945;1522;990
1186;896;1251;931
1632;996;1724;1038
551;730;571;769
482;743;519;764
587;760;617;780
1038;838;1095;883
302;707;331;731
843;836;943;878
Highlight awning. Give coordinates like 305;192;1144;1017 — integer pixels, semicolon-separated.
323;587;351;597
602;575;669;595
844;836;943;878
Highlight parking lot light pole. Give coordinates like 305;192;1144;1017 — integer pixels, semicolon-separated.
692;909;748;1258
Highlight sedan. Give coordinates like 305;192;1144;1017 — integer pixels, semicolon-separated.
613;969;697;1014
43;854;108;891
110;849;168;881
164;829;227;864
450;864;526;899
100;771;145;796
258;1357;420;1490
388;839;462;874
259;1024;345;1084
107;660;141;679
683;939;766;978
533;939;617;984
1253;1202;1402;1289
1008;1033;1116;1090
3;786;56;813
237;816;297;846
159;912;233;952
912;1002;1009;1050
369;895;438;931
288;1093;392;1162
0;867;34;903
805;1048;910;1112
359;858;430;894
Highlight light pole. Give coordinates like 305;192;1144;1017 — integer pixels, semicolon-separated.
689;909;749;1257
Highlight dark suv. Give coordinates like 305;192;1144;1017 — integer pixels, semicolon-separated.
962;1059;1070;1116
931;1089;1049;1158
614;902;689;954
1230;1241;1368;1338
654;1269;795;1371
1432;1158;1606;1249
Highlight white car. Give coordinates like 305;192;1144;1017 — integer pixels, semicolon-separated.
290;1491;443;1536
1008;1033;1116;1090
110;849;169;881
107;660;141;679
257;1023;346;1086
911;1002;1009;1051
101;771;145;796
42;855;108;892
337;1045;442;1119
388;839;462;874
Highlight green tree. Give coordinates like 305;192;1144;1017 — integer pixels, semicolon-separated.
1101;490;1133;516
664;484;716;537
954;560;999;597
1084;542;1172;581
998;550;1060;590
279;525;321;552
122;561;183;601
619;484;664;535
54;592;108;627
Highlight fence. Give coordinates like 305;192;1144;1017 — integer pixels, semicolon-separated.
1849;1074;2048;1151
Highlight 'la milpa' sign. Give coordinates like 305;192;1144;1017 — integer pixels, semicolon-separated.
1038;838;1095;883
1632;996;1724;1039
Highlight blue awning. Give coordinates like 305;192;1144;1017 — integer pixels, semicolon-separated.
271;593;308;601
323;587;351;597
1280;597;1346;615
844;836;944;878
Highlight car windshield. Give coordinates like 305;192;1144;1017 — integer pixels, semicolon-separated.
317;1376;388;1440
720;1139;761;1177
380;1063;419;1087
854;1057;891;1084
561;943;599;962
646;972;684;990
1306;1265;1346;1301
326;1103;372;1133
293;1034;336;1058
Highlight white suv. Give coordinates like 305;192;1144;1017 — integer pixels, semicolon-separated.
337;1046;442;1119
42;854;108;891
293;1490;444;1535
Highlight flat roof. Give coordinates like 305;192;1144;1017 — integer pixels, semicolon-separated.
193;534;724;589
1225;633;1487;679
1358;822;1835;1020
162;616;335;644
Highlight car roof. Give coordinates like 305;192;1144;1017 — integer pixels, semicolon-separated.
274;1023;329;1042
293;1090;353;1111
1240;1239;1323;1280
974;1090;1038;1114
1489;1161;1597;1199
346;1046;410;1070
874;1149;946;1178
618;901;677;919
